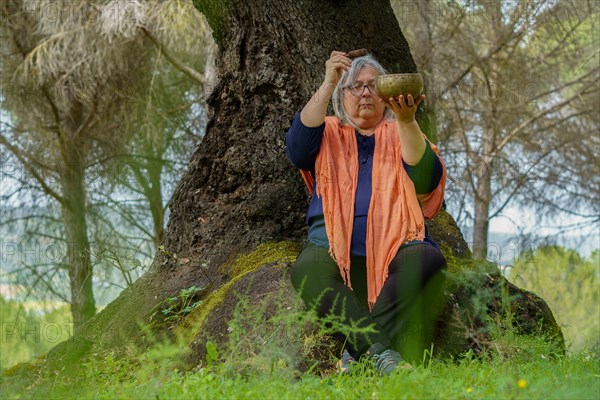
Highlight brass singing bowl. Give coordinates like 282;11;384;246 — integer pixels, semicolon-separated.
375;73;423;100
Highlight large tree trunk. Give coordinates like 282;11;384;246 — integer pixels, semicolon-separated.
167;0;422;271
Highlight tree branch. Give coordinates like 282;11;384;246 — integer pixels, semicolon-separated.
492;86;595;156
0;135;65;205
141;27;205;85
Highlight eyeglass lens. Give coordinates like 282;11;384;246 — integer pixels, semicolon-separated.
350;82;376;96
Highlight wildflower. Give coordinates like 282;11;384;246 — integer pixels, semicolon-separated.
517;379;528;389
466;387;472;393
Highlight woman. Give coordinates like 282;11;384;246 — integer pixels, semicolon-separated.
286;51;447;375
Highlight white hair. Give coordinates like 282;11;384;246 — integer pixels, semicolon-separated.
331;54;394;129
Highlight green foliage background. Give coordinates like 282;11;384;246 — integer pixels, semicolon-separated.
509;246;600;352
0;297;72;369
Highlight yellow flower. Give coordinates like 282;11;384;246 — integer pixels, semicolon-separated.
466;387;472;393
518;379;528;389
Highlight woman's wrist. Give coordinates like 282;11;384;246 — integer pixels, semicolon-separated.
397;119;426;165
396;118;419;131
301;84;334;126
319;81;336;98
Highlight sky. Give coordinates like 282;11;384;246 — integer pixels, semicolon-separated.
483;205;599;264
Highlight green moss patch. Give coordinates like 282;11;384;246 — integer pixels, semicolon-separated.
220;241;301;277
180;241;301;343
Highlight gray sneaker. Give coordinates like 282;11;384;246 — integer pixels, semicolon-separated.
364;343;413;375
337;348;357;374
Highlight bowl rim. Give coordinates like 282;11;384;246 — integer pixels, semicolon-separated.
376;73;423;79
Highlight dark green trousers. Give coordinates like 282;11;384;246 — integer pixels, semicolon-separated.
291;241;447;363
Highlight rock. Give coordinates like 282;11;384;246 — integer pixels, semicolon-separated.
434;266;565;359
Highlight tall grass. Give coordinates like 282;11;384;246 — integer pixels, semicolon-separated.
2;279;599;400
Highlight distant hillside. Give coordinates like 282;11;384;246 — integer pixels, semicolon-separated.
463;230;599;265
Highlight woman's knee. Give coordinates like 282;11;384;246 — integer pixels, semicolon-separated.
424;244;447;273
290;243;339;292
290;259;311;292
389;242;447;279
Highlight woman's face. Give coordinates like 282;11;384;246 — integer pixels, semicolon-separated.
342;66;386;130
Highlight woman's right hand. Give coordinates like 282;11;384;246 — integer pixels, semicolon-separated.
322;51;352;91
301;51;351;127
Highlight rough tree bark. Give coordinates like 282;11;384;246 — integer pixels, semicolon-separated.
171;0;426;275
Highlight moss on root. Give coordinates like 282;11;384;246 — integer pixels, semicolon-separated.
178;241;301;343
191;0;231;43
219;241;300;277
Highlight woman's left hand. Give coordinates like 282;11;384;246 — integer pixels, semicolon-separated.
380;93;425;124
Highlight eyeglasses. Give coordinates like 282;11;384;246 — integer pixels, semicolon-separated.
345;81;377;97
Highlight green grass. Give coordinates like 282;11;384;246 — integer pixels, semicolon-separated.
2;340;599;400
160;354;598;400
2;262;599;400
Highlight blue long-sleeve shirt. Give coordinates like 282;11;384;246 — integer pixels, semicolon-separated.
286;113;443;256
